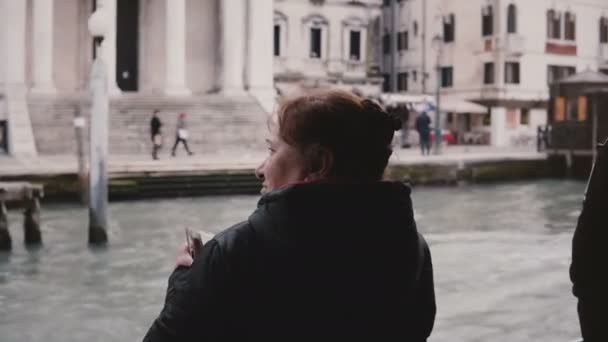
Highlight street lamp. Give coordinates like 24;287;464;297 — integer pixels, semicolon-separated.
432;34;443;155
87;8;109;245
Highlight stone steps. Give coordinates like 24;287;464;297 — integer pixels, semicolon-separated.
28;94;268;156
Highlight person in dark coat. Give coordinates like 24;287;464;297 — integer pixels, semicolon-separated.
416;111;431;156
143;90;436;341
150;110;162;160
570;137;608;341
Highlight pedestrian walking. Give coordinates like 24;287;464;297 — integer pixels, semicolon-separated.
150;109;162;160
144;90;436;341
416;111;432;156
171;112;193;157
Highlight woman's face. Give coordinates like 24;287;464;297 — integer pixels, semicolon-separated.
256;126;309;195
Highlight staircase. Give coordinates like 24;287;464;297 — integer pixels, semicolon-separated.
28;94;269;156
28;94;86;155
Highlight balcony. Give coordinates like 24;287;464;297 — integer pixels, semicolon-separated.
504;34;525;56
545;39;577;56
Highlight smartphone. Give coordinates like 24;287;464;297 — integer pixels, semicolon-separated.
185;227;203;257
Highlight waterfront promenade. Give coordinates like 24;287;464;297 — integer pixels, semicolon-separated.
0;146;546;177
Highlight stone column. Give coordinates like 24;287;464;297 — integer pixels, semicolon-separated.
165;0;190;96
222;0;246;95
32;0;56;93
490;107;507;147
246;0;274;111
3;0;27;86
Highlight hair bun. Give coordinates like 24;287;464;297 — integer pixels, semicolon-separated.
361;99;401;132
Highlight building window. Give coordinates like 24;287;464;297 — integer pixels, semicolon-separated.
304;15;328;59
600;17;608;43
274;12;288;58
505;62;520;84
484;62;495;84
397;31;409;51
397;72;408;91
547;10;561;39
520;108;530;125
274;25;281;56
564;11;576;41
383;33;391;54
482;5;494;36
441;67;453;87
0;121;7;153
349;30;361;61
443;14;455;42
413;21;419;36
412;70;417;81
601;69;608;75
507;4;517;33
310;27;322;58
383;0;391;6
383;74;391;92
547;65;576;84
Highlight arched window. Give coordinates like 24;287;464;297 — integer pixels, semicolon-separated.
547;10;561;39
342;17;367;62
274;12;288;57
303;15;329;59
565;11;576;41
600;16;608;43
507;4;517;33
482;5;494;36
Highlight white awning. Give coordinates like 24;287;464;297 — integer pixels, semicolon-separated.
380;93;434;106
380;93;487;114
439;99;487;114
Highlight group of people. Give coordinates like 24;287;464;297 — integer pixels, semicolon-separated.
149;110;193;160
140;89;602;341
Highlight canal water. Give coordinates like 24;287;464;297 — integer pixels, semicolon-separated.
0;180;584;341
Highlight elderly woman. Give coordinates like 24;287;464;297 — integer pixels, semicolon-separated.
143;90;436;341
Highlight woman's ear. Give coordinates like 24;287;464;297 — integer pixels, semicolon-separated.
304;146;334;182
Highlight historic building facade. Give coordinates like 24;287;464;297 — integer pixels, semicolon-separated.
0;0;273;156
382;0;608;147
0;0;383;157
273;0;383;96
0;0;274;97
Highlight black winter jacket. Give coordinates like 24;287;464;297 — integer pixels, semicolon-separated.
571;138;608;341
143;182;436;341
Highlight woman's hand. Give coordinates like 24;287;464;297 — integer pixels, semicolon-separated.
175;242;194;268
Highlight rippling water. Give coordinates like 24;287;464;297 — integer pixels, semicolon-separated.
0;180;584;341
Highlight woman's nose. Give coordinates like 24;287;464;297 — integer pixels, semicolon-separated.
255;162;265;181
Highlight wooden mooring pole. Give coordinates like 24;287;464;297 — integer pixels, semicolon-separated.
0;201;11;251
0;182;44;251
